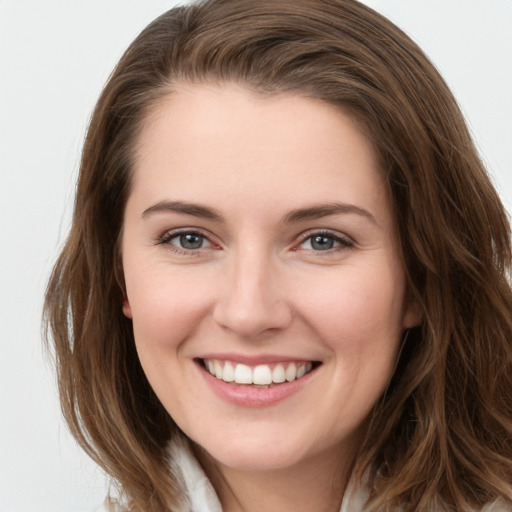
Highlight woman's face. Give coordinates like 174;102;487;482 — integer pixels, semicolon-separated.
122;84;418;473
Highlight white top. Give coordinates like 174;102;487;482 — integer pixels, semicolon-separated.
97;438;511;512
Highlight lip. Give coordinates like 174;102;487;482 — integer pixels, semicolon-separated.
194;357;320;408
197;352;314;366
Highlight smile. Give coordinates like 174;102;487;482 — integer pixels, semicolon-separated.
200;359;316;387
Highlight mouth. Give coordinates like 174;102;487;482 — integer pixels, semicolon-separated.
197;358;321;388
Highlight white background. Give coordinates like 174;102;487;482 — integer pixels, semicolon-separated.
0;1;511;511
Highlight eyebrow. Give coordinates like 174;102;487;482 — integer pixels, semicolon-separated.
282;202;378;226
141;200;224;221
141;199;377;226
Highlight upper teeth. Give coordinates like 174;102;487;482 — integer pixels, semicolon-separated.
204;360;313;385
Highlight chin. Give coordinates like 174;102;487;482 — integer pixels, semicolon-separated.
209;446;306;473
191;427;335;474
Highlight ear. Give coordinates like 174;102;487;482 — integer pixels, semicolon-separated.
122;298;133;319
402;299;422;329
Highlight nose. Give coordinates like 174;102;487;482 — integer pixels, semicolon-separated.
212;248;293;339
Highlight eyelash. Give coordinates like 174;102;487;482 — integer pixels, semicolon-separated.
157;229;354;255
295;230;354;253
157;229;214;256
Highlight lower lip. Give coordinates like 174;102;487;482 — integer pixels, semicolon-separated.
196;361;318;408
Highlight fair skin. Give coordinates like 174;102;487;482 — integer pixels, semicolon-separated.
121;83;419;512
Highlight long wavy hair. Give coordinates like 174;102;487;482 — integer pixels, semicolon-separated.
44;0;512;510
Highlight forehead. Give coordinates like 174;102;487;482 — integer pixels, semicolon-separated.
130;83;390;225
135;83;375;158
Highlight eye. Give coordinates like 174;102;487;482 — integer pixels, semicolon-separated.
172;232;211;250
298;232;353;252
160;231;212;251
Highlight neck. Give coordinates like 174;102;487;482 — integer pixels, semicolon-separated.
195;443;358;512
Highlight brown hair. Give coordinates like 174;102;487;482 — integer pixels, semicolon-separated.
44;0;512;510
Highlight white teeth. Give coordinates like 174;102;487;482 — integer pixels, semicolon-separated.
214;360;223;379
203;359;314;385
285;363;298;382
253;365;273;385
222;361;235;382
234;363;253;384
272;364;286;383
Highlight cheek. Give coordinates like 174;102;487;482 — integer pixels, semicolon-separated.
295;265;406;345
299;267;405;424
125;266;215;350
124;268;215;416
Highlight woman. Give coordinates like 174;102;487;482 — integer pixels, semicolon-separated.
44;0;512;510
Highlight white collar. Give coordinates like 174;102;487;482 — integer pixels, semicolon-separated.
168;436;223;512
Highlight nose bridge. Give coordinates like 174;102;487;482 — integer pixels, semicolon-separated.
213;243;291;337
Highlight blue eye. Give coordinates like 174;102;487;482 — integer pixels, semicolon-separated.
300;232;352;251
310;235;336;250
169;232;211;250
